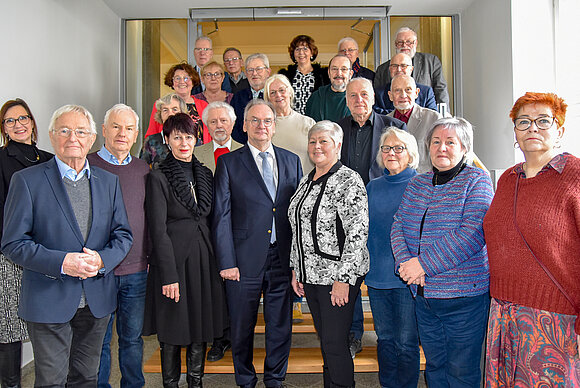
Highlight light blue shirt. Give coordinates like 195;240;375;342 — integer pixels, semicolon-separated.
55;156;91;181
97;146;132;165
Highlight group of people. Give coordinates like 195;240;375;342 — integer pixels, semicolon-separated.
0;24;578;388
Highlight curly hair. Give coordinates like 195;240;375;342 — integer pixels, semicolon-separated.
509;92;567;127
288;35;319;63
163;62;200;89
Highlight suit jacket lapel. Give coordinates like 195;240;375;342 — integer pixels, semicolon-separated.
273;146;287;203
408;104;423;131
85;167;106;245
240;146;273;201
43;159;85;245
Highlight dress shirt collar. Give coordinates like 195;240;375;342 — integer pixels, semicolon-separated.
394;106;413;124
251;88;264;99
55;156;91;181
97;145;132;165
247;142;275;162
511;152;568;177
350;111;375;129
212;138;232;152
229;71;246;83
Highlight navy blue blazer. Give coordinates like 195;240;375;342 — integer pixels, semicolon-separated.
212;145;302;277
373;82;437;115
1;158;133;323
230;88;264;145
338;112;407;183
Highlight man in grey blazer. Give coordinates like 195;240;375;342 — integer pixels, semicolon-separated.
197;101;243;173
374;26;449;107
387;74;442;173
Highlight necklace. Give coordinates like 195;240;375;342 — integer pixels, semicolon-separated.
19;145;40;163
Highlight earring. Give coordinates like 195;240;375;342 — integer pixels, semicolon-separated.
513;142;520;149
310;56;314;61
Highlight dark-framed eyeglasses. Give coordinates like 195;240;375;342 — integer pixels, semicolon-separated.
380;145;406;154
389;63;410;70
2;115;30;128
203;72;223;79
395;40;416;48
514;116;557;131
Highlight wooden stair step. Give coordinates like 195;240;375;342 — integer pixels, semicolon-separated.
257;311;374;334
144;346;426;374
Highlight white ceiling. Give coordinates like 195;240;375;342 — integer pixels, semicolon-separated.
102;0;476;19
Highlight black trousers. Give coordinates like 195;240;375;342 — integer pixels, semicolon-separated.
304;277;363;388
27;307;109;388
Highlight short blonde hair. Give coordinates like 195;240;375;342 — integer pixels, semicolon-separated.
376;127;419;170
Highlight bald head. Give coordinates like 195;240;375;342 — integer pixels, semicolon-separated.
389;53;414;78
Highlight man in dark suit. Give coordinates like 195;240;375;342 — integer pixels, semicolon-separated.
230;53;271;144
213;100;302;388
1;104;133;387
191;36;231;95
374;27;449;107
338;37;375;81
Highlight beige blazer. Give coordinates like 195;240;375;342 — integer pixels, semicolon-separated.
388;104;442;173
195;139;243;173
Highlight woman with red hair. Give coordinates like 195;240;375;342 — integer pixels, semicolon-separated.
483;92;580;386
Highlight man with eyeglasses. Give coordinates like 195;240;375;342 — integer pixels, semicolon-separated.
192;36;231;95
213;99;302;388
230;53;272;144
374;27;449;107
387;74;442;173
223;47;250;94
1;105;133;387
374;53;437;114
305;55;354;122
338;37;375;81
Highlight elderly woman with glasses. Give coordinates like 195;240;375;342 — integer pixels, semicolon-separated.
483;92;580;387
365;128;420;388
278;35;329;115
193;61;234;104
391;117;494;387
145;62;209;146
0;98;53;388
288;120;368;388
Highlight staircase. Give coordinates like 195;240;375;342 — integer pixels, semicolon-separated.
143;285;426;374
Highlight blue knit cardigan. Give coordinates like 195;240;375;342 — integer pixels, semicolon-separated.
391;165;494;298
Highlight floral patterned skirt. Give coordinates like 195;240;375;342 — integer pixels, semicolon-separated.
486;298;580;387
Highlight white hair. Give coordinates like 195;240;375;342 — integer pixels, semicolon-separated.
103;104;139;129
49;105;96;134
337;37;358;51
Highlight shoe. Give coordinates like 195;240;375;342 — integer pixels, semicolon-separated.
348;333;362;359
292;301;303;324
206;339;231;362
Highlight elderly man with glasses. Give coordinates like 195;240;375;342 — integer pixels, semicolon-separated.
374;27;449;107
192;36;232;94
338;37;375;81
223;47;250;94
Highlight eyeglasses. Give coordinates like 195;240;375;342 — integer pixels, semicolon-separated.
246;66;267;74
194;47;212;52
294;47;311;53
389;64;411;70
223;57;241;63
52;127;93;138
339;48;358;54
203;72;223;79
269;87;288;97
514;116;557;131
246;118;274;127
380;145;406;154
395;40;416;48
2;115;30;128
173;76;191;83
329;66;351;73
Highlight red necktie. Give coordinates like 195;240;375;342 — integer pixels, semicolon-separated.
214;147;229;165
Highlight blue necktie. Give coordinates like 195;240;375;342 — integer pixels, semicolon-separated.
259;152;276;243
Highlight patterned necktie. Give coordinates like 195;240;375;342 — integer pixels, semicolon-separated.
259;151;276;242
214;147;229;165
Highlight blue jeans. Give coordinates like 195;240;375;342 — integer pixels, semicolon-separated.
98;270;147;388
349;293;364;340
415;293;490;388
368;287;419;388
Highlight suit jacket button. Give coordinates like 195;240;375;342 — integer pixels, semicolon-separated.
268;229;272;234
273;208;276;212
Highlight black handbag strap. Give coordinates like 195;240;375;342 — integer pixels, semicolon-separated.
513;173;580;314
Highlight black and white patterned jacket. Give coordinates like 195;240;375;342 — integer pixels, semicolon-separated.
288;162;369;286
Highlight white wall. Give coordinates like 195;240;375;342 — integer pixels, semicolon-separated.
0;0;121;152
461;0;515;170
0;0;120;365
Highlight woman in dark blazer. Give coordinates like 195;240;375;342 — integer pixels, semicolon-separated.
143;113;227;388
0;98;52;388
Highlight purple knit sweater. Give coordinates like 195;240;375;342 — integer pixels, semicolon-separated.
391;165;493;298
87;153;150;275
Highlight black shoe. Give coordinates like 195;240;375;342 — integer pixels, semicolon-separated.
348;333;362;359
206;340;231;362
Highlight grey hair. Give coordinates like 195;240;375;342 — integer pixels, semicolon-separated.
264;74;295;107
154;93;187;124
243;99;277;122
308;120;343;149
376;127;419;170
49;104;96;134
337;37;358;51
328;54;350;67
346;78;375;105
103;104;139;129
223;47;242;58
425;117;473;155
202;101;236;125
395;27;418;39
245;53;270;69
195;35;212;47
